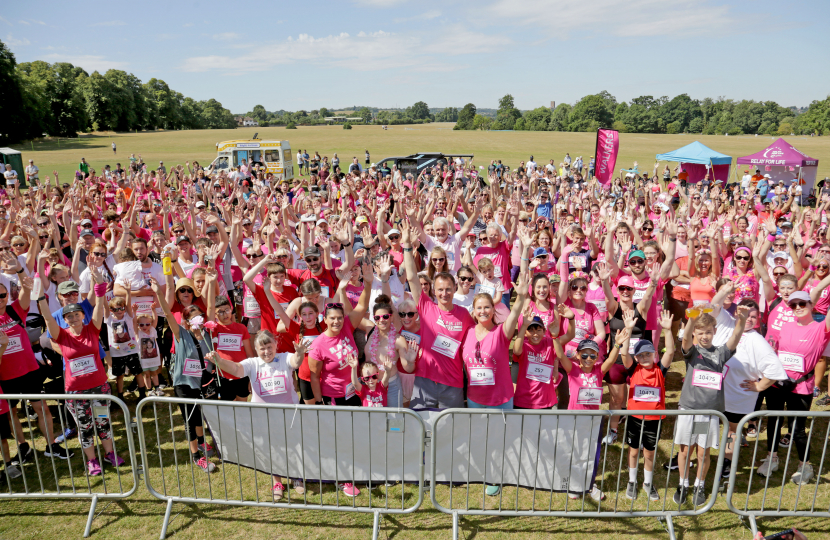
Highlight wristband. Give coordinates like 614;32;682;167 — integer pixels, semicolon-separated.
810;265;817;272
15;268;24;274
403;247;413;252
93;283;108;297
37;296;46;303
669;237;677;242
521;257;529;262
767;234;776;242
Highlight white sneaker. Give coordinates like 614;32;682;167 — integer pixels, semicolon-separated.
590;485;606;502
5;465;21;479
602;430;618;445
757;456;779;477
791;463;814;485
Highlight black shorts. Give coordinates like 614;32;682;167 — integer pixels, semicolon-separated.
724;410;747;424
219;376;250;401
2;369;45;407
0;412;10;439
603;363;628;385
111;353;141;377
322;395;361;407
298;378;314;402
625;417;661;451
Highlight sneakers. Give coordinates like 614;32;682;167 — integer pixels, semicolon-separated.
816;393;830;407
198;443;215;457
692;486;707;506
44;443;74;460
272;481;285;501
757;456;779;477
4;465;22;479
10;445;34;466
107;368;117;381
26;404;38;421
791;463;814;485
721;458;732;479
87;459;102;476
746;424;758;439
54;427;76;445
103;452;125;467
590;485;605;502
672;486;688;505
663;455;679;471
292;479;305;495
644;483;660;501
602;429;618;445
625;481;638;500
779;435;791;448
485;485;501;496
194;456;216;473
341;483;360;497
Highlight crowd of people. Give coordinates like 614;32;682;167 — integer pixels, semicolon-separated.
0;150;827;509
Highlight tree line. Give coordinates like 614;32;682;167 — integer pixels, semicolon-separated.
454;93;830;136
0;39;236;144
243;102;457;127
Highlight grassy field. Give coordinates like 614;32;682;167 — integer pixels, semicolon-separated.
8;123;830;184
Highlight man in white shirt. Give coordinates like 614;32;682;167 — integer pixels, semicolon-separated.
3;164;18;187
526;156;537;172
545;159;557;173
741;170;752;190
25;160;38;184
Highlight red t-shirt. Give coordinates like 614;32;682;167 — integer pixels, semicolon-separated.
283;319;327;381
0;302;39;381
626;363;666;420
253;284;299;337
357;383;388;407
210;322;250;380
286;268;338;298
57;325;107;392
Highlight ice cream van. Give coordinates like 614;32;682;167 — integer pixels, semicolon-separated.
209;139;294;182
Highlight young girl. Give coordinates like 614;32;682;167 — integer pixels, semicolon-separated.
208;332;307;500
135;310;162;396
104;295;146;400
474;258;505;301
363;295;402;408
349;354;392;407
512;305;572;410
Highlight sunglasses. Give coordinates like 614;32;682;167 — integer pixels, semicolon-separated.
179;287;194;294
360;374;379;382
618;286;634;293
276;254;289;259
789;301;809;309
388;235;400;240
399;311;416;318
735;255;751;261
580;353;597;360
12;243;25;248
629;259;645;265
61;291;79;296
37;222;48;227
570;285;587;292
773;272;786;277
247;252;264;258
173;229;184;234
641;227;653;232
817;264;830;270
459;276;474;282
92;251;107;257
431;257;445;263
325;302;343;309
111;307;126;312
305;257;319;263
139;323;152;327
39;235;49;240
0;293;7;299
373;313;391;321
773;243;786;248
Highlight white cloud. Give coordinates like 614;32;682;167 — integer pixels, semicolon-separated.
183;27;511;74
393;10;441;23
29;19;46;25
18;20;30;26
41;54;127;72
91;20;126;27
5;34;30;47
0;16;11;26
485;0;736;37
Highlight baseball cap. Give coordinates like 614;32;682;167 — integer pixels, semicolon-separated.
618;275;635;288
241;218;252;225
787;291;811;306
356;216;369;225
80;229;94;238
781;222;793;229
772;251;789;260
80;218;92;226
628;250;646;261
633;340;656;355
61;303;84;316
195;201;206;208
533;247;548;258
205;225;219;234
57;281;80;295
303;246;321;258
576;339;600;353
316;219;328;226
527;316;545;329
386;228;401;237
353;242;365;253
176;235;190;245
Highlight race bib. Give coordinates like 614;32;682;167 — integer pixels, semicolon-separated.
576;387;602;406
4;335;23;355
135;300;154;314
401;330;421;344
68;355;97;377
574;327;587;341
431;334;461;358
570;255;587;269
628;338;640;355
633;288;646;302
468;367;495;386
493;266;502;278
182;358;202;377
140;355;161;370
301;335;317;346
320;286;330;297
244;295;261;317
526;362;553;384
691;369;722;390
779;352;805;372
345;382;356;400
633;385;660;402
475;284;496;297
259;374;287;396
217;333;243;351
588;300;606;312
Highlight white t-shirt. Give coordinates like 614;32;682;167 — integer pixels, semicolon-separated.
114;260;145;290
526;160;537;172
741;174;752;189
712;308;738;347
25;165;38;180
138;261;166;316
80;255;117;297
241;354;299;404
424;233;463;272
4;170;18;184
105;313;138;357
724;330;787;414
452;290;475;313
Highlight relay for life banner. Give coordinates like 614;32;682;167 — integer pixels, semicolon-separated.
594;128;619;185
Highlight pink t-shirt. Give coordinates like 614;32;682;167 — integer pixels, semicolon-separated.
307;318;359;398
585;284;608;321
474;241;512;291
805;279;830;316
765;300;795;353
243;272;265;318
357;383;388;408
57;325;108;392
0;302;40;381
461;325;513;407
414;293;474;388
562;300;602;350
777;320;830;395
0;382;8;415
513;335;558;409
567;364;604;411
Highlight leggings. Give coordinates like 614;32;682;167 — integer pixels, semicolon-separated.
66;383;113;449
175;385;204;442
764;386;813;462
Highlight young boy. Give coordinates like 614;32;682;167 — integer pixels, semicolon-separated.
674;307;749;506
348;354;391;408
619;309;674;501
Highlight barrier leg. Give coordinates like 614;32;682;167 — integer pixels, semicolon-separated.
748;515;759;537
372;510;382;540
665;515;675;540
83;494;98;538
160;498;174;540
452;511;459;540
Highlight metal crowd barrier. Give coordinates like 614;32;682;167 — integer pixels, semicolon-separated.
135;396;427;540
0;393;139;537
427;408;729;540
726;410;830;536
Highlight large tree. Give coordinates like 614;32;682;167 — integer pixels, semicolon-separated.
496;94;522;130
455;103;477;130
568;94;613;131
408;101;430;120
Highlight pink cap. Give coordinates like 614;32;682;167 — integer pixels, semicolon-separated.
618;275;635;288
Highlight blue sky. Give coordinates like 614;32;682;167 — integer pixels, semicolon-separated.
3;0;828;113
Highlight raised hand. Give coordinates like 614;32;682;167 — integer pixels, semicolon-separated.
659;309;673;330
622;309;637;329
293;339;308;359
346;353;359;369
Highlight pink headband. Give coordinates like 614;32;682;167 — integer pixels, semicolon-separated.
735;247;751;255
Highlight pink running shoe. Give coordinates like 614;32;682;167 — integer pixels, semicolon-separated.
87;459;102;476
104;452;125;467
341;483;360;497
272;481;285;501
195;456;216;473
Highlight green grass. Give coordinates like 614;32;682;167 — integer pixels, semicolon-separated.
2;352;830;540
8;123;830;185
